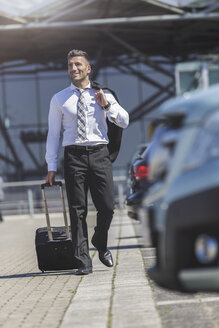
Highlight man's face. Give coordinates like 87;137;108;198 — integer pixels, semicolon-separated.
68;56;91;85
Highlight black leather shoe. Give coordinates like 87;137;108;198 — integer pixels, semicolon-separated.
91;237;114;267
98;250;114;267
75;267;93;275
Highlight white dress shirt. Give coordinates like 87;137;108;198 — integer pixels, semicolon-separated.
45;82;129;171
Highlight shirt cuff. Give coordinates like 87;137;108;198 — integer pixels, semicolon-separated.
47;163;57;172
107;106;118;120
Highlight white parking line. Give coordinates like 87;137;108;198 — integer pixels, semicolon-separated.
157;296;219;306
201;296;219;303
157;299;200;306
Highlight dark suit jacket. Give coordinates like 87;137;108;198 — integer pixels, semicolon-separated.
91;81;123;163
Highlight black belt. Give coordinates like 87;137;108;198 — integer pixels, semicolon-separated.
65;144;105;151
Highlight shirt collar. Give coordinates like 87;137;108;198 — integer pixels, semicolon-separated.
70;82;91;92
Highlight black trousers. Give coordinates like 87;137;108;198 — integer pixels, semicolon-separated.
64;144;114;268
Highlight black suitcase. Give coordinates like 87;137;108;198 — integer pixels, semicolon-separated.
35;181;77;272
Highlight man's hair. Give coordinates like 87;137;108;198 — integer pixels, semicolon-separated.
67;49;90;63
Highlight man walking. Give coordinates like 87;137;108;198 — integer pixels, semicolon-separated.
45;49;129;275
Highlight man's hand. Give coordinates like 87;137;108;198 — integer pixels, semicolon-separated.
46;171;56;186
95;89;108;107
95;88;116;123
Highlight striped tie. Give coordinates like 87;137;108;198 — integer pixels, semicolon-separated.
77;89;87;141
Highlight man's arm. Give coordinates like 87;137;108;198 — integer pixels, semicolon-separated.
45;95;62;184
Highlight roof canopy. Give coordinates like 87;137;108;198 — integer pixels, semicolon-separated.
0;0;218;69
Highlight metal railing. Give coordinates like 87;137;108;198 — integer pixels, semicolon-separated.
0;176;127;217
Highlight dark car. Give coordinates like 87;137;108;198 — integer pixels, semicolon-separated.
126;120;169;221
126;145;151;220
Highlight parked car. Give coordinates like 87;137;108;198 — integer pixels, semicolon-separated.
139;122;180;247
140;85;219;292
126;144;151;220
126;120;168;220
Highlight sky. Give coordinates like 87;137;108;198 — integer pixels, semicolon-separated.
152;0;208;7
0;0;55;16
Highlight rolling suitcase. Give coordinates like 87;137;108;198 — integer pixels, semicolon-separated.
35;181;77;272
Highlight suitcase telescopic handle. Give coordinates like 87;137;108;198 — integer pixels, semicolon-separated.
41;180;70;241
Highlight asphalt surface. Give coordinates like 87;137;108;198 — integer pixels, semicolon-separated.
136;221;219;328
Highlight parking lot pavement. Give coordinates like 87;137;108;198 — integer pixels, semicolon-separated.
0;211;161;328
137;221;219;328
